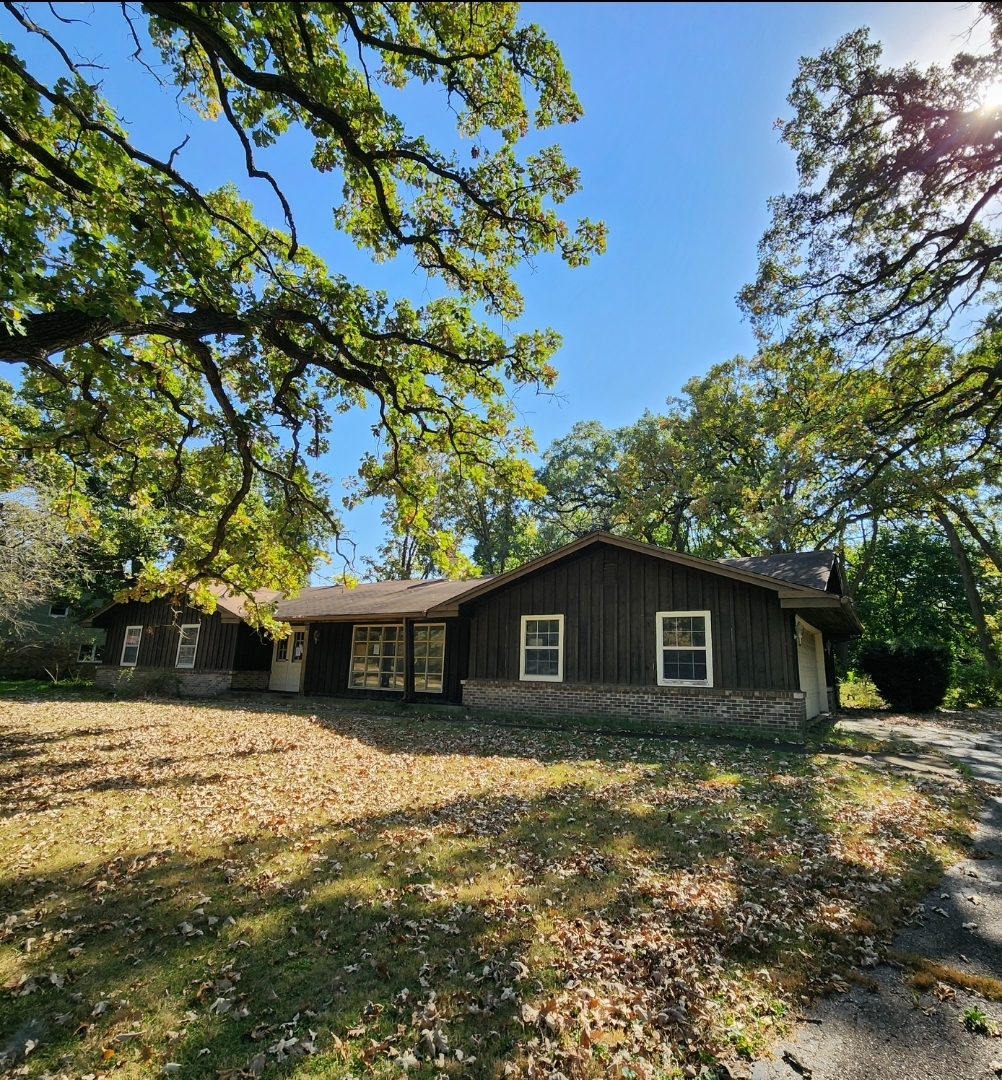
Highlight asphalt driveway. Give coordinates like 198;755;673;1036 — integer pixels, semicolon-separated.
840;711;1002;787
752;711;1002;1080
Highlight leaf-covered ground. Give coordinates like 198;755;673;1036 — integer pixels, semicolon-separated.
0;697;981;1080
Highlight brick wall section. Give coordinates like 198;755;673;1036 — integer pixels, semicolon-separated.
231;670;271;691
1;643;96;680
461;679;809;740
95;667;246;696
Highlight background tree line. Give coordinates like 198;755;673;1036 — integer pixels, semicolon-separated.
366;339;1002;705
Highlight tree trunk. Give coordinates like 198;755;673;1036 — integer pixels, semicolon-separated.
935;510;998;668
845;514;880;601
946;500;1002;577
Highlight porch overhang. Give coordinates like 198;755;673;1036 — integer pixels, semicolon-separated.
779;595;863;637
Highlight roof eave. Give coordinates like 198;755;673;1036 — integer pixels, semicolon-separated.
277;609;446;623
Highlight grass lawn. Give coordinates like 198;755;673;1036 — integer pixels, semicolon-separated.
0;696;982;1080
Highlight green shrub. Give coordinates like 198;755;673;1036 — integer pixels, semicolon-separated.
962;1004;996;1035
858;639;951;712
839;671;885;709
944;662;1002;708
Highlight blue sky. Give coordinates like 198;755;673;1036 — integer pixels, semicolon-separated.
4;2;984;567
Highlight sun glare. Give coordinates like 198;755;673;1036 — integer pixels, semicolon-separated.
979;81;1002;111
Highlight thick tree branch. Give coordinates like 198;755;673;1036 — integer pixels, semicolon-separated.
0;309;246;363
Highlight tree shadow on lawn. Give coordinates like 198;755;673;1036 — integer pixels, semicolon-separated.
0;746;978;1080
296;700;819;769
0;727;119;755
0;726;306;818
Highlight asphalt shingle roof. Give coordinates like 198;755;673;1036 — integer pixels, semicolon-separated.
717;551;837;592
273;577;489;620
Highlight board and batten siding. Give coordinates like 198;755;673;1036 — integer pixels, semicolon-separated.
465;542;798;692
302;617;469;702
233;623;275;671
97;598;241;672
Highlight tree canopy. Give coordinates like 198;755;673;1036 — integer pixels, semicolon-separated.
740;3;1002;439
0;2;603;621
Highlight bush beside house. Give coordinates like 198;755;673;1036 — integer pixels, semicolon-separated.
858;639;952;712
943;662;1002;709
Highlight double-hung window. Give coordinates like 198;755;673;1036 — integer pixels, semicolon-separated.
78;642;103;663
520;615;564;682
175;624;200;669
656;610;712;686
350;624;404;690
121;625;143;667
413;624;445;693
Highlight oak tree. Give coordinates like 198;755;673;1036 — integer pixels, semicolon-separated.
0;2;603;620
741;3;1002;442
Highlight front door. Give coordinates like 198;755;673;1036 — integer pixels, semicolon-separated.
796;619;825;719
270;626;307;692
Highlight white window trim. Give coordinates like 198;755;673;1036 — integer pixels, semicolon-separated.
121;625;144;667
519;614;565;683
175;623;201;669
290;628;306;664
78;642;101;663
349;623;405;691
656;609;713;687
49;603;69;618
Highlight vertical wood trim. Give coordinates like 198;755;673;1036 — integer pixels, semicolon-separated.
403;618;415;702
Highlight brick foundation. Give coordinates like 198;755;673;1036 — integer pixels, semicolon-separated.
231;670;271;691
460;679;809;740
94;667;267;696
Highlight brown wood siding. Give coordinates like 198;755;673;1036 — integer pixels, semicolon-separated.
302;618;468;703
302;623;352;697
465;542;798;692
95;597;239;672
233;623;274;671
